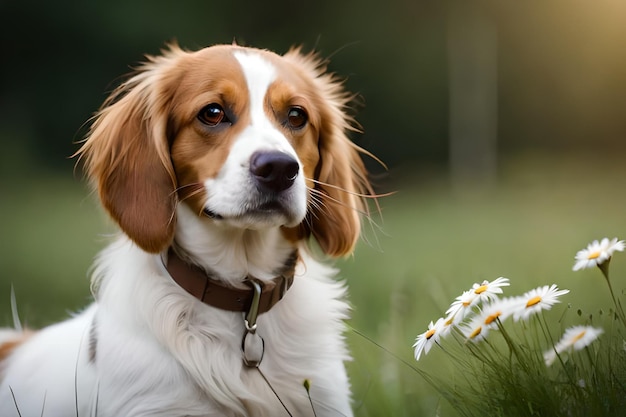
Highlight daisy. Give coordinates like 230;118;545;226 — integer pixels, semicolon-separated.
573;237;625;271
512;284;569;322
471;277;510;303
544;325;604;366
413;317;445;361
556;325;604;352
446;290;477;323
439;314;456;338
479;297;518;328
461;315;490;343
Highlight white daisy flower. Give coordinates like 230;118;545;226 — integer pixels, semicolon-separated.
573;237;625;271
445;278;512;327
461;315;490;343
544;325;604;366
413;317;445;361
471;277;510;303
556;325;604;352
479;297;518;328
439;314;456;338
512;284;570;322
446;290;477;323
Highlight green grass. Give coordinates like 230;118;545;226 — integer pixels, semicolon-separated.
339;153;626;416
1;153;625;415
0;176;111;327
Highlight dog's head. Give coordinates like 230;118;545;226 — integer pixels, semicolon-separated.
78;44;373;257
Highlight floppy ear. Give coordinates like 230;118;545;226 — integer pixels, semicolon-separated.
77;48;183;253
312;124;371;257
286;50;374;258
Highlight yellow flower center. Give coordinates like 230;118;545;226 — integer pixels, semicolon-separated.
526;296;542;307
469;326;482;339
474;285;488;294
588;251;601;260
445;317;454;326
571;330;586;343
425;329;436;340
462;301;471;307
484;311;501;325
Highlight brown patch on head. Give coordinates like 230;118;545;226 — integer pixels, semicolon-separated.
275;49;374;257
168;46;252;215
76;45;255;252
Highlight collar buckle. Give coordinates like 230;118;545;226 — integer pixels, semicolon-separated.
243;280;264;367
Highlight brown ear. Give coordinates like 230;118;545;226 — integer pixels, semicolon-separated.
76;51;181;253
286;50;374;258
309;117;372;258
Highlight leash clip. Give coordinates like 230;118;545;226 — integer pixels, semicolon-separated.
243;280;264;367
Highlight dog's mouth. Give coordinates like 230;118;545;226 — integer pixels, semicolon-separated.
202;200;296;224
202;208;223;220
253;200;289;214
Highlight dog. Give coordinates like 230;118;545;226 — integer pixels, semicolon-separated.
0;43;375;416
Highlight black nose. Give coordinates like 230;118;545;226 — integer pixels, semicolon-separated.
250;151;299;193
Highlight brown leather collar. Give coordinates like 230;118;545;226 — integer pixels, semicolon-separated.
166;248;298;314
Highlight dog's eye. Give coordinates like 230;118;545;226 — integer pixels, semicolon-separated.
286;107;308;130
198;103;228;126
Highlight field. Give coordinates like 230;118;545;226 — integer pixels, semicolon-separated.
1;153;625;416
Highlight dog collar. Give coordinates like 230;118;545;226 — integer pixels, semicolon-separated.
165;248;298;314
165;248;298;368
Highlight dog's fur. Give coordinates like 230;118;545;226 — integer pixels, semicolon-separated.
0;44;374;416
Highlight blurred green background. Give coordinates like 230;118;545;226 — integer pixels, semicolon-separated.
1;0;625;415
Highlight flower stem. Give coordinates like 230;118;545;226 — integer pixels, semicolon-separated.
598;260;626;327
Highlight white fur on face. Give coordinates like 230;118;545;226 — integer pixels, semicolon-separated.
200;51;308;230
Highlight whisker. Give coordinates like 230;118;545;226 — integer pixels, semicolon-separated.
306;189;331;220
308;188;385;238
307;178;393;200
307;176;390;229
306;192;344;227
359;218;386;252
167;183;206;226
182;189;208;217
170;183;205;201
167;208;177;229
307;186;386;251
307;187;372;219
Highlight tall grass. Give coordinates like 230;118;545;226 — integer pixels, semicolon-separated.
340;153;626;415
1;153;625;415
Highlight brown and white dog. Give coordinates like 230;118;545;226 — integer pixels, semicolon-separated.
0;44;375;416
